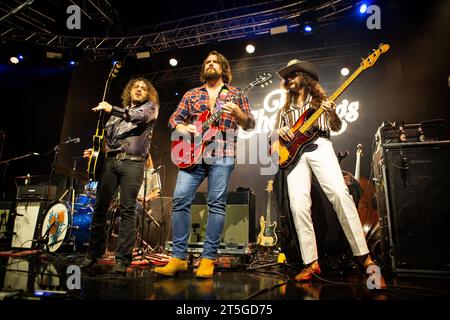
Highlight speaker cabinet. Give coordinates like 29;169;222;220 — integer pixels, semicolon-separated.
11;201;45;249
190;191;255;244
374;141;450;274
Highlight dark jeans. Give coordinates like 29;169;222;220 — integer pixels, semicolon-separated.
89;157;144;265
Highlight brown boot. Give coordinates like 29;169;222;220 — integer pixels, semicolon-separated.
360;255;387;290
195;258;215;278
153;257;188;276
294;260;321;282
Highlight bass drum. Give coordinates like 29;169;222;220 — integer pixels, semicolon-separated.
40;202;71;253
40;202;93;252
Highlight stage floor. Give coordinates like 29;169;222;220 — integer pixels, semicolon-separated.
0;249;449;301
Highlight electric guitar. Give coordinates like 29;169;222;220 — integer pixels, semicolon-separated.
257;180;277;247
171;72;273;169
87;62;122;180
270;43;390;169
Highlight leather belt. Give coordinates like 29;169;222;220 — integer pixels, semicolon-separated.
108;152;144;161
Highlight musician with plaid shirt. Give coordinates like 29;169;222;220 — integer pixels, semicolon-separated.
155;50;255;278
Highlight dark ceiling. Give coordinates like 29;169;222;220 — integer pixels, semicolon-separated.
0;0;365;59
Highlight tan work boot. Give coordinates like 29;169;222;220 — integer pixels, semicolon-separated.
195;258;215;278
153;257;188;276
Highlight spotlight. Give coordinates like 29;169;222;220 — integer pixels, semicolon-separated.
359;3;368;14
246;44;255;54
10;56;19;64
341;67;350;76
18;55;24;61
302;23;315;34
175;92;179;96
112;59;118;66
69;60;76;66
169;58;178;67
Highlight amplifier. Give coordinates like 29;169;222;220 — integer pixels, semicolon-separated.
16;185;57;200
375;119;445;145
165;241;256;256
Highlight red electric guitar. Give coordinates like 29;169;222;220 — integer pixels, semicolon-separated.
171;73;273;169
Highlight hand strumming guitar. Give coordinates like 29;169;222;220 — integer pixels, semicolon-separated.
83;148;93;159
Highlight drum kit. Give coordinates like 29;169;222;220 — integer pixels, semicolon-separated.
38;165;164;256
39;180;97;253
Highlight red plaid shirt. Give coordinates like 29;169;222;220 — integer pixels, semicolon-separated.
169;84;254;159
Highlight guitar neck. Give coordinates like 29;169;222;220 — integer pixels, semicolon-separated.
266;191;272;222
299;66;364;133
202;85;249;130
355;155;361;181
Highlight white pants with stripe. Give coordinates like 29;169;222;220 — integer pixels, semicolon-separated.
286;137;369;265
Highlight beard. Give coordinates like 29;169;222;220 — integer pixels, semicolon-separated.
203;68;221;81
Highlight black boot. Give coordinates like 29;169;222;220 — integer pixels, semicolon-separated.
80;254;101;269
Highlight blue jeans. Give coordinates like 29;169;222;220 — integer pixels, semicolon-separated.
172;157;234;260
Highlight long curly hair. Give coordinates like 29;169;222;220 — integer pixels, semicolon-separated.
281;72;326;111
121;77;159;107
200;50;232;84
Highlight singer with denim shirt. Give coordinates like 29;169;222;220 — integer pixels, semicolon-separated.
80;78;159;274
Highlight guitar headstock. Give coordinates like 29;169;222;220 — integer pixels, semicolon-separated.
266;180;273;192
249;72;273;89
108;61;122;80
356;143;363;157
337;151;349;164
360;43;390;70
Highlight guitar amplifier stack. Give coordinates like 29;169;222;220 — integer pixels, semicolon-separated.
375;119;445;147
372;139;450;275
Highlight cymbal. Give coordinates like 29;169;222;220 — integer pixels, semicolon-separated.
15;174;48;179
53;164;88;181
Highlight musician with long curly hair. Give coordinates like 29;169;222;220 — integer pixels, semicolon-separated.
80;77;159;274
273;59;385;288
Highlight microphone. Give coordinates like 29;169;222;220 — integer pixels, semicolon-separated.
63;137;80;144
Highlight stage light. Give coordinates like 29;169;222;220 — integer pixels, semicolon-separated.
69;60;76;66
169;58;178;67
246;44;255;54
136;51;150;59
112;59;118;66
10;56;19;64
18;55;24;61
341;67;350;76
46;51;63;59
359;3;368;14
303;24;312;33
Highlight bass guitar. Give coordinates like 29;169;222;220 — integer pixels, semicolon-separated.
171;73;273;169
87;62;122;180
270;43;390;169
257;180;277;247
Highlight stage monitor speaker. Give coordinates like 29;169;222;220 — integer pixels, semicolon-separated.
11;201;46;249
190;191;255;244
374;141;450;274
